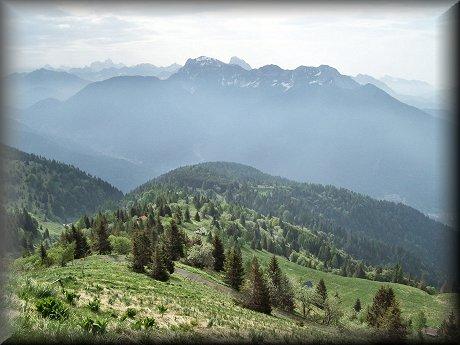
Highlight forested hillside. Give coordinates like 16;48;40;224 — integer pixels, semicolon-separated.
131;162;456;288
1;145;123;222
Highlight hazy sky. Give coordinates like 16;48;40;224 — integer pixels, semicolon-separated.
2;0;456;88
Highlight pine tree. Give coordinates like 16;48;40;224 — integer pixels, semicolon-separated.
365;284;408;339
132;228;151;272
72;225;90;259
224;246;245;291
245;256;271;314
194;211;201;222
155;214;164;235
392;263;404;283
94;217;111;254
160;235;175;274
166;220;184;260
83;215;91;229
212;233;225;271
150;243;170;281
316;278;328;305
39;242;47;264
184;207;191;222
267;255;283;306
354;298;362;313
43;228;50;240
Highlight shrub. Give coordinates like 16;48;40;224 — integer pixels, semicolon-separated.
143;317;156;328
36;297;69;320
88;298;101;312
47;243;75;267
63;290;79;305
184;243;214;269
109;235;132;255
157;304;167;317
125;308;137;318
131;317;156;330
82;316;109;335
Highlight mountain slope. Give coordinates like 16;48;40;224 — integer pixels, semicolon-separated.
0;145;123;222
5;69;90;108
229;56;252;70
3;116;154;192
17;56;449;215
131;161;455;286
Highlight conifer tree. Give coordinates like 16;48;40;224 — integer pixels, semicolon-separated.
366;284;408;339
184;207;191;222
194;211;201;222
211;216;220;229
354;298;362;313
166;219;184;260
72;225;90;259
160;235;175;274
392;263;404;284
245;256;271;314
224;246;245;291
316;278;328;305
150;242;170;281
95;217;111;254
267;255;294;312
39;242;47;264
212;233;225;271
83;215;91;229
132;228;151;272
155;214;164;235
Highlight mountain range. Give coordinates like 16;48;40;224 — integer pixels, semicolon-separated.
4;56;450;219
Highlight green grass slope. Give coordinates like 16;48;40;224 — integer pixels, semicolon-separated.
6;255;372;343
179;216;456;328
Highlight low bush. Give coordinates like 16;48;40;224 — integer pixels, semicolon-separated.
35;297;69;320
63;290;79;305
88;298;101;312
82;316;109;335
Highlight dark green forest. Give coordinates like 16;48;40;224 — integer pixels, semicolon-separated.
130;162;455;287
1;144;123;222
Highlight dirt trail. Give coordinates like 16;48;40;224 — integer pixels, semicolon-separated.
174;267;305;323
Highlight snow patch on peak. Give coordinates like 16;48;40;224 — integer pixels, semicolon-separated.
191;56;223;67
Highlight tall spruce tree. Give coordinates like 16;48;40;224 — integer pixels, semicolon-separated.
160;235;175;274
316;279;328;305
39;242;47;264
184;207;191;222
212;233;225;271
95;217;111;254
150;243;170;282
366;285;406;336
194;211;201;222
267;255;294;312
166;219;184;260
245;256;271;314
132;228;151;272
354;298;362;313
72;225;90;259
224;246;245;291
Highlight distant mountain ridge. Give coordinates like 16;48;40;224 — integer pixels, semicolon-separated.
5;68;90;108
